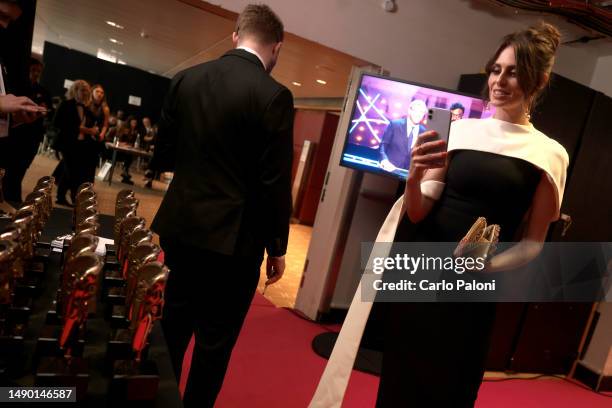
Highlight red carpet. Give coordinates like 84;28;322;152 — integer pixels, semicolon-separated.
179;294;612;407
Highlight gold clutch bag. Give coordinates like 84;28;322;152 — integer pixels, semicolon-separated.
453;217;500;261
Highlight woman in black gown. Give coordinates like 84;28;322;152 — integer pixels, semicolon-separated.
376;23;568;407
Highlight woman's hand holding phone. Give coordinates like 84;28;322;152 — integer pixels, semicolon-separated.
408;131;448;181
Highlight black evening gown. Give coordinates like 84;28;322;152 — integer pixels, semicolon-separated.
376;150;541;408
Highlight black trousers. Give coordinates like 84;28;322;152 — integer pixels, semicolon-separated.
160;238;262;408
0;130;41;204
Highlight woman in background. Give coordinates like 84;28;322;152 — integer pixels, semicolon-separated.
53;80;93;206
376;23;568;407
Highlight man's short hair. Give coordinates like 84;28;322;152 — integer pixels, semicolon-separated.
450;102;465;112
235;4;284;44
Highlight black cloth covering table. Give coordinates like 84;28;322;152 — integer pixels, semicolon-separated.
0;208;182;407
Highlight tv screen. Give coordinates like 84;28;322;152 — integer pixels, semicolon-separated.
340;73;493;180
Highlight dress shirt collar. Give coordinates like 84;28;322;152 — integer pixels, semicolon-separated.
236;46;267;71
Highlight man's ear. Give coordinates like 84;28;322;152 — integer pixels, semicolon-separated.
272;42;283;57
232;32;239;47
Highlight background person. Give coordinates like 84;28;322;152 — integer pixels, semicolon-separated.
379;98;428;173
53;79;92;206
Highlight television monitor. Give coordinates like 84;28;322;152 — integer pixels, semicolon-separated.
340;73;493;180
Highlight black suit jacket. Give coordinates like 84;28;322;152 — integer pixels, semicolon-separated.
150;49;294;257
379;118;427;170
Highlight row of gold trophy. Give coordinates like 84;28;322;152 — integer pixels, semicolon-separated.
103;189;169;401
31;185;170;401
1;174;55;372
35;182;104;398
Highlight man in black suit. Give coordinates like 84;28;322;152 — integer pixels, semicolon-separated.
150;4;293;407
379;99;428;173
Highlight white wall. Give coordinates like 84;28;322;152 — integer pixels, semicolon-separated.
214;0;608;90
590;55;612;97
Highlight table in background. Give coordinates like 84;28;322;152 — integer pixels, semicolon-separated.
104;143;153;186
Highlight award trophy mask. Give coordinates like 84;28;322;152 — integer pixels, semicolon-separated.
124;243;161;312
115;190;135;213
116;217;145;264
12;210;36;261
121;229;153;278
76;182;94;196
75;219;99;236
114;198;139;242
59;253;102;354
0;239;17;305
0;224;26;280
59;234;99;316
130;262;169;361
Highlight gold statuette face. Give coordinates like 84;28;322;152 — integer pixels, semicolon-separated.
0;240;17;305
121;229;153;279
0;224;26;279
124;243;161;307
59;253;102;351
129;262;169;359
12;210;36;259
114;202;138;244
117;217;145;264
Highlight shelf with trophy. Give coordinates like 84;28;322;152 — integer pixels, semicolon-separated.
1;172;180;405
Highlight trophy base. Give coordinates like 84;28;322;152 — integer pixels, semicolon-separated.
104;254;120;273
110;359;159;401
35;325;85;363
110;305;129;328
106;287;126;318
106;244;117;257
7;295;32;323
103;270;124;298
46;309;61;326
34;242;52;260
0;322;26;373
35;356;89;401
14;276;41;299
106;328;132;363
26;259;46;280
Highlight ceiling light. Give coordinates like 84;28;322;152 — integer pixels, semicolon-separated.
109;38;124;45
292;81;302;87
117;59;127;65
316;79;327;85
97;48;117;63
106;21;124;29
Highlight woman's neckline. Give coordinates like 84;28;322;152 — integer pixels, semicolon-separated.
487;117;533;129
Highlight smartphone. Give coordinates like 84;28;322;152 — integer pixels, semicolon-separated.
418;107;451;151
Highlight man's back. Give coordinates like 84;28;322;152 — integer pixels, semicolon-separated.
151;49;294;257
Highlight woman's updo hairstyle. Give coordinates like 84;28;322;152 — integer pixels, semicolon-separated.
483;22;561;111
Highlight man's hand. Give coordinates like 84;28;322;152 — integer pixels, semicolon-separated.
0;94;44;114
380;159;397;172
265;255;285;286
12;109;43;125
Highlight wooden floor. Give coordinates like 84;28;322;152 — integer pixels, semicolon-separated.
22;153;312;308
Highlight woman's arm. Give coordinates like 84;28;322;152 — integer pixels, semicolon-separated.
486;172;557;273
99;105;110;141
77;108;100;139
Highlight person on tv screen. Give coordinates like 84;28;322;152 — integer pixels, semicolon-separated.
450;102;465;121
379;98;427;173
